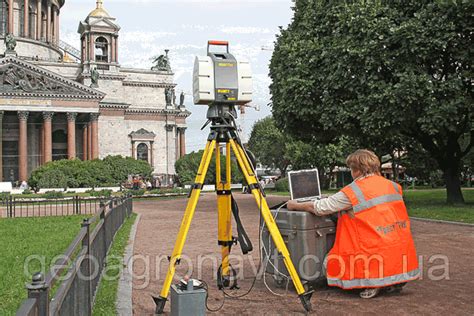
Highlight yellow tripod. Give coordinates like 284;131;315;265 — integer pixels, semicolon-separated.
153;107;313;313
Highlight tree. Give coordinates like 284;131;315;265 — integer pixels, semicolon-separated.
248;116;355;188
247;116;290;174
270;0;473;203
175;150;243;185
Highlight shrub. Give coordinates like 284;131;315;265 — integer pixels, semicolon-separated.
22;189;32;195
29;156;152;189
87;189;113;198
129;189;145;196
44;191;64;199
275;177;289;192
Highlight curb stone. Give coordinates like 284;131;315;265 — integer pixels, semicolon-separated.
116;213;141;315
410;216;474;227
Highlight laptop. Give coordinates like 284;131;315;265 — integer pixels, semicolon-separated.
288;169;322;202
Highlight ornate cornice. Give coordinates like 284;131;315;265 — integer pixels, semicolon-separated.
122;81;177;88
82;73;126;81
99;102;130;109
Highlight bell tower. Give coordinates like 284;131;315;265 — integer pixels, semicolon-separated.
78;0;120;78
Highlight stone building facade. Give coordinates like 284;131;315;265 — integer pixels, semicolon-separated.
0;0;189;184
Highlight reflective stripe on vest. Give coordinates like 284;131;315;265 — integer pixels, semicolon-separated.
327;268;420;288
349;181;403;214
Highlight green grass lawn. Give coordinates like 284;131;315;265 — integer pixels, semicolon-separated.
404;189;474;223
267;189;474;223
93;213;137;316
0;216;84;315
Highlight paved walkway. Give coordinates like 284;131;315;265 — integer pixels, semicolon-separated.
131;194;474;315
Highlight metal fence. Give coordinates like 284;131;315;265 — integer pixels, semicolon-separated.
16;195;133;316
1;196;105;218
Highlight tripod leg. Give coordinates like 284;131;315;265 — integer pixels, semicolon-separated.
216;143;233;288
154;140;217;314
229;139;313;311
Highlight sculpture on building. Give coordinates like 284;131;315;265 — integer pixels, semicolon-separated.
5;34;17;53
151;49;172;72
165;87;173;106
90;67;99;88
179;91;185;108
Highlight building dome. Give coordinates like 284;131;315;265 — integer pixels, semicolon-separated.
88;0;110;18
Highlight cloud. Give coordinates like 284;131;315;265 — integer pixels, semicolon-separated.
221;26;272;34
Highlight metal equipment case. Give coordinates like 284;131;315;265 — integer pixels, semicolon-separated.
170;284;207;316
262;207;336;286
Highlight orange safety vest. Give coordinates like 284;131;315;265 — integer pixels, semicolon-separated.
326;175;419;289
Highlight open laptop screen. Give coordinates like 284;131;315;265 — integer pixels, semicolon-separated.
288;169;321;200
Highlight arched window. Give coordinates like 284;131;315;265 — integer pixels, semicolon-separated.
0;0;8;35
95;36;108;62
137;143;149;163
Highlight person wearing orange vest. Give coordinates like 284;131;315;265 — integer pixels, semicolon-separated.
288;149;419;298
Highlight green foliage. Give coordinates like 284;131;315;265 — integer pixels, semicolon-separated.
275;177;289;192
175;150;243;185
270;0;473;203
128;189;145;196
29;156;152;189
22;189;32;195
87;189;113;198
43;191;64;199
248;116;355;188
248;117;290;173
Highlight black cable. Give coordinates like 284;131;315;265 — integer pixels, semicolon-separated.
200;280;226;312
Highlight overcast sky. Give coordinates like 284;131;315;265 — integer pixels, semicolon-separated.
60;0;293;152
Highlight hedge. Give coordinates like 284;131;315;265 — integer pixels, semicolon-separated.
29;156;152;189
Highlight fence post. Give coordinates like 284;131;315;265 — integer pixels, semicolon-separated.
81;219;92;315
8;195;13;218
26;272;49;316
74;195;79;215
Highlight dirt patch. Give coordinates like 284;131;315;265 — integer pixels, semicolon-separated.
132;193;474;315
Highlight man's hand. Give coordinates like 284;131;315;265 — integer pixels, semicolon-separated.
287;200;314;213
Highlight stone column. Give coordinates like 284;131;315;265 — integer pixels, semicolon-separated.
36;0;42;40
89;33;94;61
131;141;135;159
24;0;29;37
150;141;154;168
42;112;54;163
46;0;51;42
87;122;92;160
8;0;13;34
40;124;44;164
179;128;186;158
67;113;77;160
0;111;3;181
82;124;88;160
52;6;57;44
90;113;99;159
111;36;115;62
114;36;118;63
18;111;29;182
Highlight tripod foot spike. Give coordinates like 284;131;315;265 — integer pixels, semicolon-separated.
299;290;314;312
153;295;167;314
